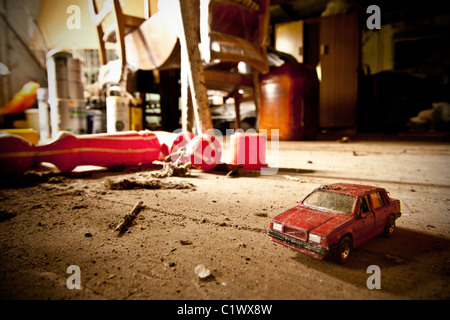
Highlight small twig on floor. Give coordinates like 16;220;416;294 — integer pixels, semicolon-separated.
225;165;243;178
115;201;145;234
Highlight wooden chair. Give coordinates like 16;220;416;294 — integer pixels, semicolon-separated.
158;0;271;132
88;0;147;84
89;0;270;131
89;0;182;83
198;0;270;129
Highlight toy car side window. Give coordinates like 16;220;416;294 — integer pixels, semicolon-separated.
359;196;370;213
369;192;385;209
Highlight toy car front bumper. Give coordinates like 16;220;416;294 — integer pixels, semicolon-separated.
268;229;330;259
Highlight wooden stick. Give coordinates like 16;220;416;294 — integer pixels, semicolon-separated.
180;43;194;133
178;0;213;135
115;201;144;233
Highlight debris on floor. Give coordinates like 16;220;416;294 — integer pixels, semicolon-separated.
194;264;212;280
151;160;192;178
114;201;145;234
225;164;244;178
339;136;351;143
105;177;196;190
214;163;260;178
283;175;305;182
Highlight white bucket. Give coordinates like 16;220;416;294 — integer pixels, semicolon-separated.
106;96;130;133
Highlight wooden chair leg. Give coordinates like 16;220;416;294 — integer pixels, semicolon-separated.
89;0;107;66
233;88;241;130
111;0;127;84
252;71;261;131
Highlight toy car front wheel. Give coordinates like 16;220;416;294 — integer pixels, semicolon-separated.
335;236;352;264
383;215;396;237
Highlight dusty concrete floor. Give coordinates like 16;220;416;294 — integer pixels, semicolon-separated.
0;135;449;300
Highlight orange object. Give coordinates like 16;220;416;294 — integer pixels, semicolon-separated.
230;132;267;170
0;81;40;114
260;63;319;141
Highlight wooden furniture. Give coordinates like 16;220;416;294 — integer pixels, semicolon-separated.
259;62;319;140
88;0;181;81
199;0;270;130
157;0;271;132
89;0;270;132
124;11;181;73
275;13;360;131
88;0;145;84
318;12;360;129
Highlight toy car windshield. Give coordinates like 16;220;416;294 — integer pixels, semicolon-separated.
302;190;356;215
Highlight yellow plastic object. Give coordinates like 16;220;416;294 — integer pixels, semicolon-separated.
0;129;39;145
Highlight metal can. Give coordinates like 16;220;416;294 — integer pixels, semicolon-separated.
106;96;130;133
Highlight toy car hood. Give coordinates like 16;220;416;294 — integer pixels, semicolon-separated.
272;204;350;235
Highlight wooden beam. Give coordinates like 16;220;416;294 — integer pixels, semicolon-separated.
178;0;214;135
204;70;253;87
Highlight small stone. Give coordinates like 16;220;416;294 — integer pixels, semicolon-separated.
194;264;211;279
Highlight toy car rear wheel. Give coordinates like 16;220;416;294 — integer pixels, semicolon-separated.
383;215;396;237
335;236;352;264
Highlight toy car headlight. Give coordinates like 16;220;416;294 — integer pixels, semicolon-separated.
272;222;283;233
308;233;321;244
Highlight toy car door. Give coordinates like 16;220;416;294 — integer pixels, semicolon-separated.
353;195;375;246
369;191;390;234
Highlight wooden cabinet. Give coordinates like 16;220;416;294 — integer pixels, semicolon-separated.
318;12;360;129
275;12;360;130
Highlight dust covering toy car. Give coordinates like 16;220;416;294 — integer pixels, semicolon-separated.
268;183;401;263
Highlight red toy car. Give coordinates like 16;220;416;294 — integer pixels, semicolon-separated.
268;183;401;263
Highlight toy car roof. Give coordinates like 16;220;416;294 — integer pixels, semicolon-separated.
315;183;384;197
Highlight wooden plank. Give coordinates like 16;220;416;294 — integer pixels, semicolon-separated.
178;0;214;135
204;70;253;87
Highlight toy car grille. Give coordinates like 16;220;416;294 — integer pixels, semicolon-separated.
283;226;307;241
267;229;328;256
